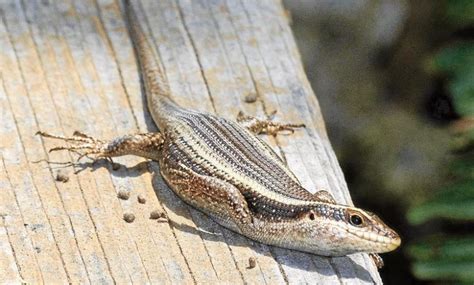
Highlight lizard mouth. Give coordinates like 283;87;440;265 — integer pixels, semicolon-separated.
350;230;401;251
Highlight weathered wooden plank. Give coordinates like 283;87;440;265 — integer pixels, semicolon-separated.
0;158;22;283
0;0;382;283
11;1;125;283
48;0;155;282
0;218;21;283
21;1;137;283
1;3;72;282
0;93;43;284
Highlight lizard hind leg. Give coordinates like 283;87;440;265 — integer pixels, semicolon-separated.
165;164;253;230
37;131;164;161
237;111;305;136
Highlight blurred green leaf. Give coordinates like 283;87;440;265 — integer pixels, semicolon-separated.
409;236;474;282
430;43;474;116
407;2;474;283
449;157;474;178
446;0;474;26
431;43;474;76
449;73;474;116
412;259;474;282
408;236;474;261
407;180;474;224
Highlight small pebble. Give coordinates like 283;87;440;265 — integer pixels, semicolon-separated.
150;210;165;220
117;190;130;200
123;213;135;223
55;170;69;183
137;194;147;204
244;93;257;103
248;257;256;269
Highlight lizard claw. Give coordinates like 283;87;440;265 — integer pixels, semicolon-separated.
369;253;384;269
38;131;107;161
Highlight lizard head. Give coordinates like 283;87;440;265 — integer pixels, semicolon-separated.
283;204;401;256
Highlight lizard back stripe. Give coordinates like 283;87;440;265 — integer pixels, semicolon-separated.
178;112;308;198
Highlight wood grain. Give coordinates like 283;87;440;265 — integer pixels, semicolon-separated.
0;0;382;283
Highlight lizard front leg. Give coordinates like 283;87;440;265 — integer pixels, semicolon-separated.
237;111;305;136
37;131;164;161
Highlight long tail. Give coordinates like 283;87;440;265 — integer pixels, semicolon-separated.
123;0;178;128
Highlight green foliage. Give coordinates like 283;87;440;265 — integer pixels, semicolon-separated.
449;157;474;178
408;236;474;262
408;236;474;282
412;259;474;283
407;2;474;283
407;180;474;225
432;43;474;76
445;0;474;27
431;43;474;117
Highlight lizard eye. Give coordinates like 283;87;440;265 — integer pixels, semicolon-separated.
350;214;363;226
308;212;315;221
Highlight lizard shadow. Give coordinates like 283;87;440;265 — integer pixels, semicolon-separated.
168;216;375;283
66;159;152;178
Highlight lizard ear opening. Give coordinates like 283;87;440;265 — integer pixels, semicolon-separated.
297;210;316;221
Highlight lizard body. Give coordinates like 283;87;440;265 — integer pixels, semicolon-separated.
39;0;400;265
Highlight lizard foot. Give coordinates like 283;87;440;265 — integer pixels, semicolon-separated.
237;111;305;136
37;131;164;162
369;253;384;269
37;131;113;161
